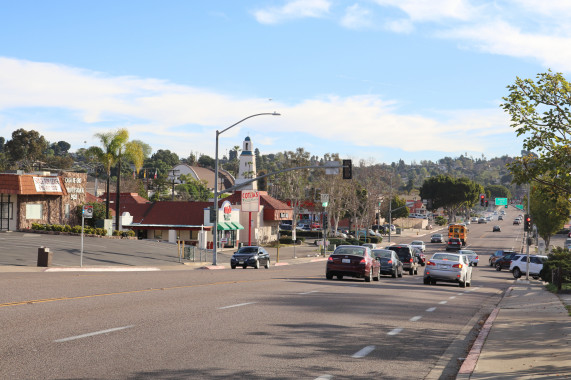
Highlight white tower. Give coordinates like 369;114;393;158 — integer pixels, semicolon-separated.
236;136;257;190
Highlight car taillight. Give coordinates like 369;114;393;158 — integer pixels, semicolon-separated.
475;256;479;260
328;256;333;262
448;241;452;244
453;263;463;268
427;261;435;266
360;258;366;264
409;258;413;263
387;259;392;264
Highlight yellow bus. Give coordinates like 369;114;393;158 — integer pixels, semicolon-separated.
448;224;467;246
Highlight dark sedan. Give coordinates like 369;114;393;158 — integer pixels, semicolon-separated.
446;238;462;251
489;249;517;266
230;246;270;269
495;252;520;271
372;249;403;278
430;233;444;243
326;245;380;282
493;225;501;232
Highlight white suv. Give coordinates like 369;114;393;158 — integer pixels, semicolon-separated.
509;255;547;279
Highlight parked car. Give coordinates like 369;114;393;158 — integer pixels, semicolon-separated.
310;222;321;230
458;249;479;266
279;223;292;231
386;244;419;275
332;231;348;239
493;225;501;232
489;249;517;266
326;245;380;282
431;233;444;243
372;249;403;278
446;238;462;251
510;255;547;279
410;240;426;253
495;252;520;271
424;252;473;287
230;246;271;269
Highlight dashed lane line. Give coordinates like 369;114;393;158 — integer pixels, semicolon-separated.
55;325;134;343
351;345;376;358
439;300;448;304
426;307;436;312
218;302;257;310
388;328;403;336
410;316;422;322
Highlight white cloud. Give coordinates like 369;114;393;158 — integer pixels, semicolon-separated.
341;4;373;29
0;57;510;160
384;18;414;34
253;0;331;25
372;0;477;22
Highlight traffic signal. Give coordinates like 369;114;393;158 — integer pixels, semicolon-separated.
524;214;532;231
485;200;489;207
342;159;352;179
480;194;485;206
323;217;328;229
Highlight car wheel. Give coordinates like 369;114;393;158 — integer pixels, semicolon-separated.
231;264;236;269
414;268;418;275
495;264;502;271
264;259;270;269
365;269;372;282
243;264;247;269
474;263;478;267
513;267;522;279
336;275;343;280
423;278;430;285
409;269;413;275
326;272;333;280
430;279;436;285
459;280;466;288
254;260;260;269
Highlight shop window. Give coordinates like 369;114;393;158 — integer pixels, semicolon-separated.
64;204;70;219
155;230;162;239
26;204;43;220
1;203;13;218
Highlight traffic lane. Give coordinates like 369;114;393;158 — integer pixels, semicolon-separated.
0;262;508;379
0;231;184;267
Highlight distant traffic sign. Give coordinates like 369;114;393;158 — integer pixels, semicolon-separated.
495;198;508;206
515;204;524;210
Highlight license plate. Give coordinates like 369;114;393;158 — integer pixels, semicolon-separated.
438;264;450;269
238;261;244;264
342;259;351;264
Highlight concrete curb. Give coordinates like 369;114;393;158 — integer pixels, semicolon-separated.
199;265;226;270
43;267;161;272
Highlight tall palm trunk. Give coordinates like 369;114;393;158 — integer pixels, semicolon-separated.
105;175;110;219
115;160;121;231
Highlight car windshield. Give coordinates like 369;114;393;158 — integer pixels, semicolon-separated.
237;247;258;254
432;253;460;261
460;250;476;255
334;247;366;256
411;241;423;245
372;250;392;258
432;234;441;237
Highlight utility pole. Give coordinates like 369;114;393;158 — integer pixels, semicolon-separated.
169;169;180;201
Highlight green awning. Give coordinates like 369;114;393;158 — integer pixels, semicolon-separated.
217;222;231;230
230;222;245;230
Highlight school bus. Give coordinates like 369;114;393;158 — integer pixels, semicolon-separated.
448;224;467;246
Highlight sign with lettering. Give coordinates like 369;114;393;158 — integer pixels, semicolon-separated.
33;177;62;192
221;200;232;221
241;190;260;212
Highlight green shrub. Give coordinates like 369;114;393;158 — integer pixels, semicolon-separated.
72;225;82;233
64;224;72;232
435;216;447;226
279;237;294;244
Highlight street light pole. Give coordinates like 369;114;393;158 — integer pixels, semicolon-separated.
212;112;280;266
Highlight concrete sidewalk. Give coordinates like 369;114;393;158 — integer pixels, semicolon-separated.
457;279;571;379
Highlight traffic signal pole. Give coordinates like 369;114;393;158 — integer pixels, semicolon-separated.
525;183;531;281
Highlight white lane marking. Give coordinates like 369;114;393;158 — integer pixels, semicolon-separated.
457;293;464;296
218;302;257;310
352;345;376;358
55;325;134;343
388;328;403;336
297;290;319;295
315;375;333;380
439;301;448;305
410;316;422;322
426;307;436;312
449;296;457;299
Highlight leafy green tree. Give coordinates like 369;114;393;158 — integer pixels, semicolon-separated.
529;184;571;248
501;71;571;202
485;185;512;200
87;132;120;219
176;174;211;201
5;129;48;171
74;202;107;228
197;154;215;169
146;149;180;175
420;175;482;222
381;195;409;221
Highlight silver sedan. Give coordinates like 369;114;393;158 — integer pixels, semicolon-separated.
458;249;479;266
423;252;473;287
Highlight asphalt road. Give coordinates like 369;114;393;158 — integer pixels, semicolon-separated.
0;209;553;379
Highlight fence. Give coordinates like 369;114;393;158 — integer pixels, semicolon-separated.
180;245;212;263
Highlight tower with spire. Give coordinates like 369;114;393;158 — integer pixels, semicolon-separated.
235;136;257;190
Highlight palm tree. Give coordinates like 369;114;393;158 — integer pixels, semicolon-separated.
86;132;120;219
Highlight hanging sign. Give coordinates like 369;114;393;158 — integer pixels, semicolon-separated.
241;190;260;212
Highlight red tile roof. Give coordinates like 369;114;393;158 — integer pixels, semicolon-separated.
120;201;212;227
0;174;67;195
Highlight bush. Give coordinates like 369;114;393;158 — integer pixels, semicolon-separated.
541;247;571;292
72;225;82;233
279;237;294;244
435;216;447;226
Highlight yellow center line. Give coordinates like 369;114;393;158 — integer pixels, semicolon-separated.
0;278;269;308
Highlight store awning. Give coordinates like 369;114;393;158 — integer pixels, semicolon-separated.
217;222;232;230
230;222;245;230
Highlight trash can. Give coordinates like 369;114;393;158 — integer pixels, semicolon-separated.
37;247;52;267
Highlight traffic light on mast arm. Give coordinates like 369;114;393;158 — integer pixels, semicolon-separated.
524;214;532;231
342;159;352;179
480;194;485;206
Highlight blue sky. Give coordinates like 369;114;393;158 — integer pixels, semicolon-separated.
0;0;569;165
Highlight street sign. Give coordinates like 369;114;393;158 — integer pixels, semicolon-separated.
322;202;328;207
495;198;508;206
321;194;329;203
82;205;93;218
515;204;524;210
